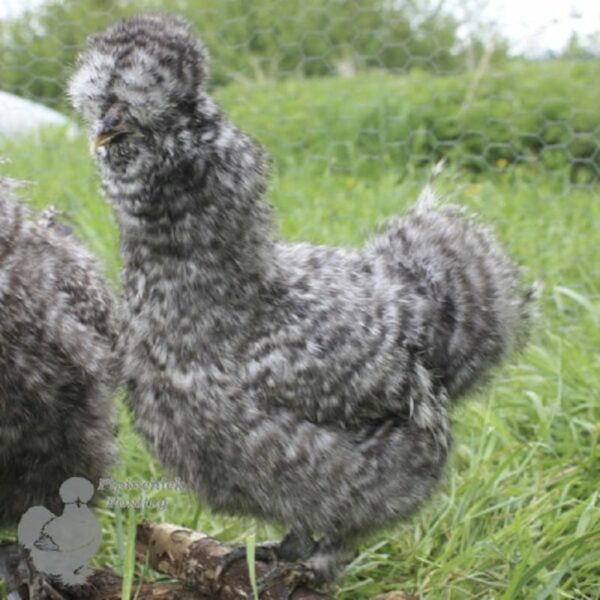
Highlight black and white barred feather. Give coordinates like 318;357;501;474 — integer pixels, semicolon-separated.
0;177;118;525
71;14;532;580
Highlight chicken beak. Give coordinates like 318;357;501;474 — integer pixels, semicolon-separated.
93;131;118;150
92;110;134;151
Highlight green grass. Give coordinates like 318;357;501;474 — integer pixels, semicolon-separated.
1;70;599;599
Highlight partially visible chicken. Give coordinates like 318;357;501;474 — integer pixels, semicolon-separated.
70;13;533;590
0;175;118;526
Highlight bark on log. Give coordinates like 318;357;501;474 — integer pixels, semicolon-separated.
59;569;202;600
136;522;331;600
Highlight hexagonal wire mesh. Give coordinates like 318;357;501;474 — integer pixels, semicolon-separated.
1;0;598;185
0;1;597;275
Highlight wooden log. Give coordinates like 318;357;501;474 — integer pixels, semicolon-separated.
135;522;331;600
59;569;204;600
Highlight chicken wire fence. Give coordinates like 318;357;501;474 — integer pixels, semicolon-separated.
0;0;598;202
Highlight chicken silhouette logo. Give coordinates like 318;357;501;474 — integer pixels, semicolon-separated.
17;477;101;586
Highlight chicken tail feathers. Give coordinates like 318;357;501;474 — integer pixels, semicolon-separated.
373;174;535;402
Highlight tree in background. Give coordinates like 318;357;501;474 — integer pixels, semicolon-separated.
560;32;600;60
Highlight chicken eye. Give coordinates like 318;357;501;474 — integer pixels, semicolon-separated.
109;112;122;126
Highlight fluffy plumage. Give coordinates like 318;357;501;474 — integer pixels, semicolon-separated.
70;14;532;582
0;176;118;525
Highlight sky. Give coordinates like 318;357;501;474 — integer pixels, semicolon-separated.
0;0;598;56
450;0;600;55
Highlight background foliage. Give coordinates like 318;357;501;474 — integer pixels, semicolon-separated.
0;0;507;105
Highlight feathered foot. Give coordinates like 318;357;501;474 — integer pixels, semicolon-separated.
216;530;319;593
215;541;279;583
246;536;352;598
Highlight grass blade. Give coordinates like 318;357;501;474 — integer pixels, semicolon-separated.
246;533;259;600
121;507;137;600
